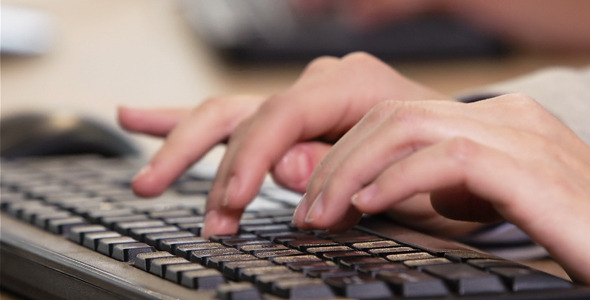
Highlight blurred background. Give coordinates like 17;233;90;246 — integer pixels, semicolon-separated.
2;0;590;157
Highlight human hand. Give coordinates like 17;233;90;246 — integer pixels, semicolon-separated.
119;52;451;238
292;94;590;283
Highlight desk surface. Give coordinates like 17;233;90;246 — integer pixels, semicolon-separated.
2;0;589;286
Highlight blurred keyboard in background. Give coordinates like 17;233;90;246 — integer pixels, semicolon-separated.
178;0;507;62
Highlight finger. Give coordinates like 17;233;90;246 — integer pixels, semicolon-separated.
207;79;372;211
201;208;244;239
297;100;392;225
117;106;190;137
430;185;503;223
350;137;524;222
301;100;512;228
204;53;447;236
132;96;264;197
299;100;439;227
271;141;332;193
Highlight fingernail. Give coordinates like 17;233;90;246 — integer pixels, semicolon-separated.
202;210;217;239
283;150;311;187
133;164;152;182
305;192;324;223
222;176;238;207
292;193;308;225
351;184;377;207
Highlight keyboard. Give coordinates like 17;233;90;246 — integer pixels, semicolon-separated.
2;155;590;299
178;0;506;62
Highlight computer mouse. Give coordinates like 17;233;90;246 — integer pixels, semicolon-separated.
0;112;139;158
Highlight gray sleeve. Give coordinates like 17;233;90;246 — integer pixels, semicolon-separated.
459;66;590;145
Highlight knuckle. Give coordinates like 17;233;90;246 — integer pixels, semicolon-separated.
384;102;428;128
365;101;404;123
342;51;378;64
444;137;479;164
500;93;543;113
257;94;291;115
303;55;339;74
194;96;226;116
341;51;400;74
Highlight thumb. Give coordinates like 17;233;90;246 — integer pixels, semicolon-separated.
271;141;332;193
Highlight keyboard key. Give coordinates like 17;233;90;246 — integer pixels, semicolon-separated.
468;258;524;270
322;250;371;262
386;252;434;262
443;250;496;262
273;277;335;299
190;247;242;265
306;267;358;280
159;236;208;253
239;265;290;282
306;245;352;255
287;261;339;275
164;263;205;283
403;257;453;268
148;209;193;219
100;214;149;230
490;267;572;291
423;264;506;295
134;251;174;271
175;242;226;259
47;216;87;235
324;275;392;299
333;235;382;245
287;239;338;250
149;257;191;277
207;254;258;269
114;220;166;235
177;222;204;235
144;231;195;248
271;255;322;265
255;273;307;292
83;231;122;250
111;242;155;263
97;236;137;256
67;224;108;243
240;223;291;233
239;243;289;254
339;257;389;269
33;211;73;229
351;240;400;250
129;225;180;242
223;259;274;280
86;208;134;223
252;249;303;259
180;269;226;289
357;263;408;277
216;282;262;300
368;246;417;256
378;269;449;297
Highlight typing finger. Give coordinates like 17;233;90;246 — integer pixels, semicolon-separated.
117;106;190;137
132;95;264;197
298;100;519;229
271;141;333;193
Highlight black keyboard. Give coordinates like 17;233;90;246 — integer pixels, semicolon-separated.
2;155;589;299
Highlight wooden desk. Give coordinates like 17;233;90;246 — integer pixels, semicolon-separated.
2;0;589;290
